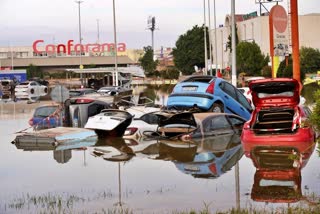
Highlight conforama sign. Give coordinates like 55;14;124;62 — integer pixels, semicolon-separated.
32;40;126;55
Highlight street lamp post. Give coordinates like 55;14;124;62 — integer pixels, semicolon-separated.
75;0;83;86
112;0;119;86
203;0;208;75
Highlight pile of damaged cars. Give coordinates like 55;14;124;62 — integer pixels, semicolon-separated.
13;76;317;175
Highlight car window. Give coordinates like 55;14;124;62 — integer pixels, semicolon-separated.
204;115;231;132
220;82;237;100
140;113;159;124
235;89;252;111
227;115;245;127
88;104;107;117
34;106;58;117
30;82;37;86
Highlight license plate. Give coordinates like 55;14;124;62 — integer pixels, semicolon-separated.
184;164;200;172
182;86;197;91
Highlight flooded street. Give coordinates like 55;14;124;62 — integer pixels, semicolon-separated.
1;85;320;213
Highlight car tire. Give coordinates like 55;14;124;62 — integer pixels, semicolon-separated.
30;88;34;94
44;88;48;93
210;103;224;113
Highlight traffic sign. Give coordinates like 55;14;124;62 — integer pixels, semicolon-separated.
51;85;69;103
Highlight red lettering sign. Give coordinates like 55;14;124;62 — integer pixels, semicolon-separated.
32;39;127;55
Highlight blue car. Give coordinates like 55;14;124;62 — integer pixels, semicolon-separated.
29;105;63;130
167;76;252;120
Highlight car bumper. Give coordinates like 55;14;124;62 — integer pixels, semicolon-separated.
241;128;315;155
167;93;214;110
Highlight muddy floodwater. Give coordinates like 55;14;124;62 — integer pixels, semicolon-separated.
1;85;320;213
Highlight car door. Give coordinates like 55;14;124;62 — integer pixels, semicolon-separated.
219;82;251;120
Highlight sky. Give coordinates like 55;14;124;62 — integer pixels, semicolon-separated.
0;0;319;50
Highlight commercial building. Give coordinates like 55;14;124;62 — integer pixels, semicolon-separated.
0;40;145;73
210;12;320;70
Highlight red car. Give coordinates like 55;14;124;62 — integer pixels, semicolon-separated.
241;78;316;155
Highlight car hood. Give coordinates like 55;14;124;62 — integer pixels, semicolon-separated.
249;78;300;107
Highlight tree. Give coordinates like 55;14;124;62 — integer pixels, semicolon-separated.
277;56;306;82
300;47;320;74
172;25;210;75
310;89;320;132
139;46;158;77
161;66;180;79
226;26;239;53
26;64;43;79
236;41;268;76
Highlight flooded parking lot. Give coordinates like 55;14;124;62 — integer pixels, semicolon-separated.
0;83;320;213
1;100;320;213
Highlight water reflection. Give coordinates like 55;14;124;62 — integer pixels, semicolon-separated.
245;143;316;203
13;137;96;164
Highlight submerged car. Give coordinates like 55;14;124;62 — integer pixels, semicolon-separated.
157;112;246;139
29;105;62;130
241;78;316;152
123;106;162;140
64;95;114;128
167;76;252;120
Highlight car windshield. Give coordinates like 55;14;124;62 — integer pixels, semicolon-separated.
34;106;58;117
19;82;29;86
69;91;82;96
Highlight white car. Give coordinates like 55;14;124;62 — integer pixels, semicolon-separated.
15;81;48;96
237;87;253;108
97;86;122;95
123;106;161;140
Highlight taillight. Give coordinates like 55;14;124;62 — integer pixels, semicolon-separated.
243;122;250;129
75;98;94;104
206;82;215;94
209;163;217;174
124;127;138;136
28;118;33;126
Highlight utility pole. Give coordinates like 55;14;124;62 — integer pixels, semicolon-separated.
75;0;83;85
231;0;237;86
96;19;100;43
203;0;208;75
112;0;119;86
147;16;156;51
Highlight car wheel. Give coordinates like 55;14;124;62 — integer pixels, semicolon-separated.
210;103;224;113
44;88;48;93
30;88;35;94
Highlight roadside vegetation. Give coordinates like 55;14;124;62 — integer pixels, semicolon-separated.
3;192;320;214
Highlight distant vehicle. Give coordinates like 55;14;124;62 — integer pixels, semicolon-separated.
28;78;49;86
241;78;316;154
167;76;252;120
29;105;62;130
69;88;96;97
0;79;15;95
15;81;48;95
237;87;253;108
97;86;123;95
157;112;246;138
